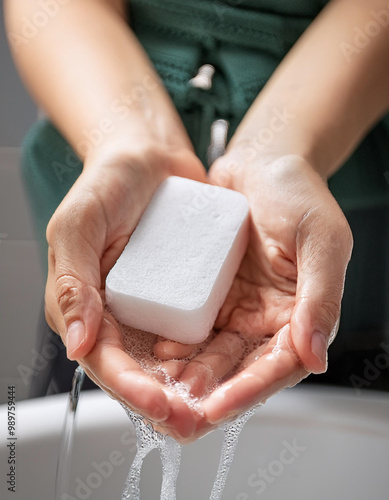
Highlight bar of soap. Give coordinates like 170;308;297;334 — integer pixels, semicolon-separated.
106;176;249;344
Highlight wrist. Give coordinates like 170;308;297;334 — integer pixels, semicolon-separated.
79;110;190;160
213;145;332;203
228;114;333;182
82;140;172;185
225;128;324;179
81;136;205;200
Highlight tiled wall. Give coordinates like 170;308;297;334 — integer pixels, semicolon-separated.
0;8;43;403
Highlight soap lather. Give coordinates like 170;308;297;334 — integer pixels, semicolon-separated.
106;176;249;344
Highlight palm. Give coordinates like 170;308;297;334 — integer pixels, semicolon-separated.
214;226;296;340
153;200;302;410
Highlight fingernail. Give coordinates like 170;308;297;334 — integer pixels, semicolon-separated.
311;331;328;368
67;321;85;359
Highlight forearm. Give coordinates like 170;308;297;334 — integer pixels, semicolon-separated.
230;0;389;179
4;0;190;161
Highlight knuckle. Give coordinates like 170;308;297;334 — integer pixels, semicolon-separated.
55;274;81;316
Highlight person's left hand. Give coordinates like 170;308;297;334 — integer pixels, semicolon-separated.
153;152;353;438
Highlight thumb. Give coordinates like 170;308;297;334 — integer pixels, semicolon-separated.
290;208;353;374
45;191;105;361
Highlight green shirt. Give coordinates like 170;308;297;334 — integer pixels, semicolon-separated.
22;0;389;258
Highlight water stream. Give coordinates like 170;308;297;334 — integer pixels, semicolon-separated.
55;323;266;499
119;404;258;500
55;366;85;500
210;407;258;500
117;325;265;500
121;408;182;500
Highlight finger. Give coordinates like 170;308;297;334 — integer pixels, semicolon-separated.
291;207;353;373
100;234;130;284
179;331;245;398
153;338;200;360
45;253;103;362
81;316;171;423
44;174;112;360
84;316;200;439
202;325;308;424
154;360;186;380
207;157;233;189
156;412;219;444
161;388;199;441
239;338;270;370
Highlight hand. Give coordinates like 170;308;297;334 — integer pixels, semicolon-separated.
154;153;353;436
44;141;207;440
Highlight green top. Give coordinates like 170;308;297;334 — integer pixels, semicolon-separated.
22;0;389;260
127;0;389;209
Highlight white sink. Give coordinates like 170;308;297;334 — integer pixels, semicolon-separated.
1;385;388;500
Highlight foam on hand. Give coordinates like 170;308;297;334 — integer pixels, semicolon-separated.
106;176;249;344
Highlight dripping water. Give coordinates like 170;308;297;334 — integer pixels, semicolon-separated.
209;407;258;500
54;322;265;499
121;407;182;500
116;324;266;500
120;404;258;500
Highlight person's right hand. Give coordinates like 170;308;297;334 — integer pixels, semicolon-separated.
44;141;207;440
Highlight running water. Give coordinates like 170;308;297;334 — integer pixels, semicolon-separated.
116;322;266;500
55;366;85;500
55;319;266;499
121;408;182;500
120;403;258;500
210;407;258;500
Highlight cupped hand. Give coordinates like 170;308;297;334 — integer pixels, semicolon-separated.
155;153;353;436
44;142;207;441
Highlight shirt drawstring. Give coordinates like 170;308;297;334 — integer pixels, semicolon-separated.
184;56;231;168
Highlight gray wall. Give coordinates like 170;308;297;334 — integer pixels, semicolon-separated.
0;4;37;146
0;2;44;403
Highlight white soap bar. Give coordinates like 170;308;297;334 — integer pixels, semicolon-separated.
106;176;249;344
